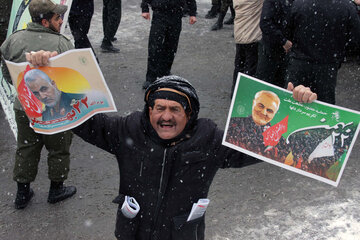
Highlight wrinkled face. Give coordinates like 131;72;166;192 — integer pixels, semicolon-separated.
149;99;189;140
26;77;61;107
46;13;63;32
252;93;279;126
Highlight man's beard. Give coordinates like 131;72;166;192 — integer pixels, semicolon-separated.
49;22;60;33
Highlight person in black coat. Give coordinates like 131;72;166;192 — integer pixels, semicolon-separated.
68;0;94;50
101;0;121;52
25;50;318;240
285;0;360;104
256;0;293;87
140;0;197;89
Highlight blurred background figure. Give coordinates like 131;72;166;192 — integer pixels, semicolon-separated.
256;0;293;87
285;0;360;104
101;0;121;52
68;0;99;61
232;0;264;95
205;0;221;19
68;0;95;49
210;0;234;31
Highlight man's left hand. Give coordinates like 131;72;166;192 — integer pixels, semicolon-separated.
189;16;197;25
287;82;317;103
25;50;58;67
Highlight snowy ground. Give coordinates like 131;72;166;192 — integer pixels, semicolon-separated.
0;0;360;239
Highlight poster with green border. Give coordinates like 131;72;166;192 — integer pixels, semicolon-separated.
0;0;73;138
222;73;360;187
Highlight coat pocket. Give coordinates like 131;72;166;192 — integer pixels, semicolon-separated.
171;213;205;240
114;194;139;240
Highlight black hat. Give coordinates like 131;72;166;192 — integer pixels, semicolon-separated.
144;75;200;120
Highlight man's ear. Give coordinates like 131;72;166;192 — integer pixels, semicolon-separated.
41;19;49;28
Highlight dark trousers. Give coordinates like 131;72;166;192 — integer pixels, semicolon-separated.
68;1;94;49
232;42;258;94
285;58;338;104
103;0;121;42
256;40;289;88
13;110;73;183
146;11;182;83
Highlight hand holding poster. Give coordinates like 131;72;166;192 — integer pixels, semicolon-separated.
0;0;73;138
223;73;360;187
5;48;117;134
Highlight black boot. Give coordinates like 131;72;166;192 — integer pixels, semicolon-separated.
211;12;226;31
224;7;235;25
205;4;220;19
15;182;34;209
101;38;120;53
47;181;77;204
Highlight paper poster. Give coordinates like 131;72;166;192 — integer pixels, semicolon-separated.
1;0;73;138
5;48;117;134
223;73;360;187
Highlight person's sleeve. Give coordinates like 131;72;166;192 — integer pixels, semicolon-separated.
214;128;261;169
141;0;150;13
72;113;122;155
260;0;287;46
187;0;197;17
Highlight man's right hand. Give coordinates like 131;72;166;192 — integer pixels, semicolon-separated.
287;82;317;103
142;12;150;20
25;50;58;67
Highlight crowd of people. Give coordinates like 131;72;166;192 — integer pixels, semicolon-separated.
68;0;360;102
0;0;359;239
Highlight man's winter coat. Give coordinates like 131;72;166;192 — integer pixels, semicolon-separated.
73;76;259;240
288;0;360;63
233;0;264;44
141;0;197;16
260;0;293;51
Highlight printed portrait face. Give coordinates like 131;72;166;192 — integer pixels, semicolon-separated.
24;69;61;108
252;91;280;126
149;99;189;139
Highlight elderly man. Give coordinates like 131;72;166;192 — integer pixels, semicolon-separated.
0;0;77;209
26;49;316;240
226;90;297;157
24;69;84;121
251;90;280;126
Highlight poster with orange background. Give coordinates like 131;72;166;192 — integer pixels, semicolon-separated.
5;48;117;134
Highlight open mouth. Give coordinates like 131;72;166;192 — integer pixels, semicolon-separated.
159;121;176;129
159;122;174;128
